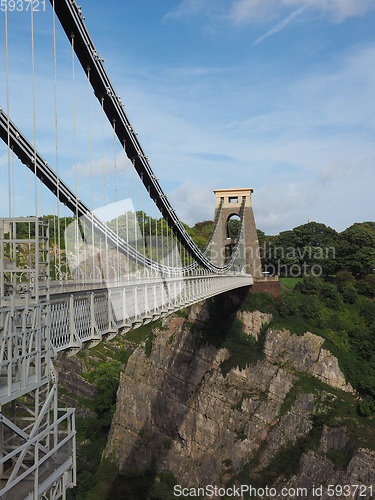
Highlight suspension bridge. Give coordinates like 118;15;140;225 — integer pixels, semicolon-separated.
0;1;262;498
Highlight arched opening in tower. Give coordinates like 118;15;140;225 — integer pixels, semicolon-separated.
226;214;241;240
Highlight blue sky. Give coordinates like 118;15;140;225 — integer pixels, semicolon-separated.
0;0;375;234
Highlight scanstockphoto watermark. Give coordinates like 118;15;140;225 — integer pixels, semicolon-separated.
0;0;46;12
173;484;302;498
173;484;374;498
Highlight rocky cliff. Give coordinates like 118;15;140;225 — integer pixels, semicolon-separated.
105;297;375;497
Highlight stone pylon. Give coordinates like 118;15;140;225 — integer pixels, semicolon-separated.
211;188;262;278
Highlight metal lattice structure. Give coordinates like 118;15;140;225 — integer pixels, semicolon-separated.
0;219;76;499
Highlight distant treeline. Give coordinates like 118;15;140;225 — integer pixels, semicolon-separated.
258;221;375;284
15;213;214;251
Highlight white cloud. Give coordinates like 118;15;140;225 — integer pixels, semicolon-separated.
93;198;134;222
108;41;375;232
254;182;314;234
286;45;375;131
254;154;375;235
317;159;356;183
163;0;224;22
232;0;375;23
73;154;122;178
230;0;280;23
284;0;375;22
165;0;375;24
316;156;374;190
168;180;217;226
252;5;308;45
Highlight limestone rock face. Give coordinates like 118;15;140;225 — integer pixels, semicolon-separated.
319;424;352;455
258;393;315;468
105;304;361;489
55;353;97;401
55;353;98;418
236;310;272;339
282;445;375;499
264;329;353;392
347;448;375;484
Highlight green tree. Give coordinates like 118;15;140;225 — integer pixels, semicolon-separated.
335;270;355;290
357;274;375;298
337;223;375;277
262;222;339;277
87;361;122;429
189;220;214;250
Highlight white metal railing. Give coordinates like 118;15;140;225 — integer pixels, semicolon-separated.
49;273;253;353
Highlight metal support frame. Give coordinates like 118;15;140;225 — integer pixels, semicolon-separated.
0;218;76;500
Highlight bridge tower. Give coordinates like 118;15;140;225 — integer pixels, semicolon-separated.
211;188;262;278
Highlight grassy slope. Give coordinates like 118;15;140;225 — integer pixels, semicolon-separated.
279;277;304;290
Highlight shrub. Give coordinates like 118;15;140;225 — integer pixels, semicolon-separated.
335;270;355;290
145;331;154;358
320;282;343;310
88;361;122;429
219;319;266;376
341;283;358;304
276;293;299;318
241;292;276;313
357;274;375;298
357;397;374;417
360;300;375;326
296;276;323;295
300;295;323;321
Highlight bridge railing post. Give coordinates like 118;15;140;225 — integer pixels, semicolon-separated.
121;286;132;331
89;292;102;344
69;295;82;350
153;283;158;317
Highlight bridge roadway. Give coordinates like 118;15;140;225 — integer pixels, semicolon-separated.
47;273;253;353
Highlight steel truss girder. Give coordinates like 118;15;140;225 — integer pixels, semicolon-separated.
0;383;76;500
1;218;76;500
0;303;50;405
